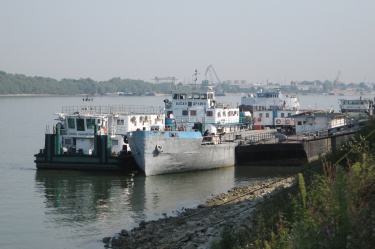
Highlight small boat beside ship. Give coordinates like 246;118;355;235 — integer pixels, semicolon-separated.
35;103;165;171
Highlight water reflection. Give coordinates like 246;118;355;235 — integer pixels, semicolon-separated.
34;170;143;226
142;167;237;216
33;167;237;231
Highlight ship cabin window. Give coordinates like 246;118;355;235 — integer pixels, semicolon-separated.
76;118;85;131
288;113;291;117
193;93;200;99
206;111;213;116
266;113;270;118
281;113;285;118
65;138;72;145
86;119;95;129
68;118;75;129
182;110;188;116
201;94;207;99
297;121;302;125
259;113;263;118
112;140;119;146
173;93;187;99
190;110;197;116
117;119;124;125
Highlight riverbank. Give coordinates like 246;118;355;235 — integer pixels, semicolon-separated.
103;176;296;249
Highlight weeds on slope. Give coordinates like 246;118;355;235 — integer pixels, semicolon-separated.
211;121;375;249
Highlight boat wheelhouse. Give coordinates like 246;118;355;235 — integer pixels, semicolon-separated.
163;87;249;134
339;97;374;116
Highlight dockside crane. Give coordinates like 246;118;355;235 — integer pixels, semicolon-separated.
205;65;221;85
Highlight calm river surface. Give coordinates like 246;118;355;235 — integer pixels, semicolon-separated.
0;93;369;248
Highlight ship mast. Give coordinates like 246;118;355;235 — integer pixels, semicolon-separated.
193;69;199;90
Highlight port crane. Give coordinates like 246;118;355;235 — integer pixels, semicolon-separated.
333;70;341;88
205;65;221;85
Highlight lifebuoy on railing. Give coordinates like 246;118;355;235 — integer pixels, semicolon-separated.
258;118;261;122
276;119;281;124
286;119;290;125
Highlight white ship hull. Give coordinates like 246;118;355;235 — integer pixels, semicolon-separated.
128;131;236;176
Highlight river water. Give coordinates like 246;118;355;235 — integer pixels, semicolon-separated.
0;93;369;249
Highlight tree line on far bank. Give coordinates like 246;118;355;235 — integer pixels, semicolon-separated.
0;70;373;95
0;71;170;95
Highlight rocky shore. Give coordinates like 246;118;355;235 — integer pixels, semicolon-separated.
103;176;296;249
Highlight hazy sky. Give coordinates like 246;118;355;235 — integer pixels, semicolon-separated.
1;0;374;84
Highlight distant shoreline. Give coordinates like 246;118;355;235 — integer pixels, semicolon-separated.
0;91;369;97
0;93;170;97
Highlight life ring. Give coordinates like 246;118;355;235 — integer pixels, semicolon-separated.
156;145;163;153
276;119;281;124
258;118;261;122
286;119;290;125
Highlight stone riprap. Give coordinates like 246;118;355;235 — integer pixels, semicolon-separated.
104;176;295;249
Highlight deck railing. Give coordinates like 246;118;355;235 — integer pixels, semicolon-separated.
60;105;164;115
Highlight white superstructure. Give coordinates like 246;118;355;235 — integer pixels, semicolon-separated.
54;105;165;156
339;97;374;116
163;87;248;135
240;90;300;130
